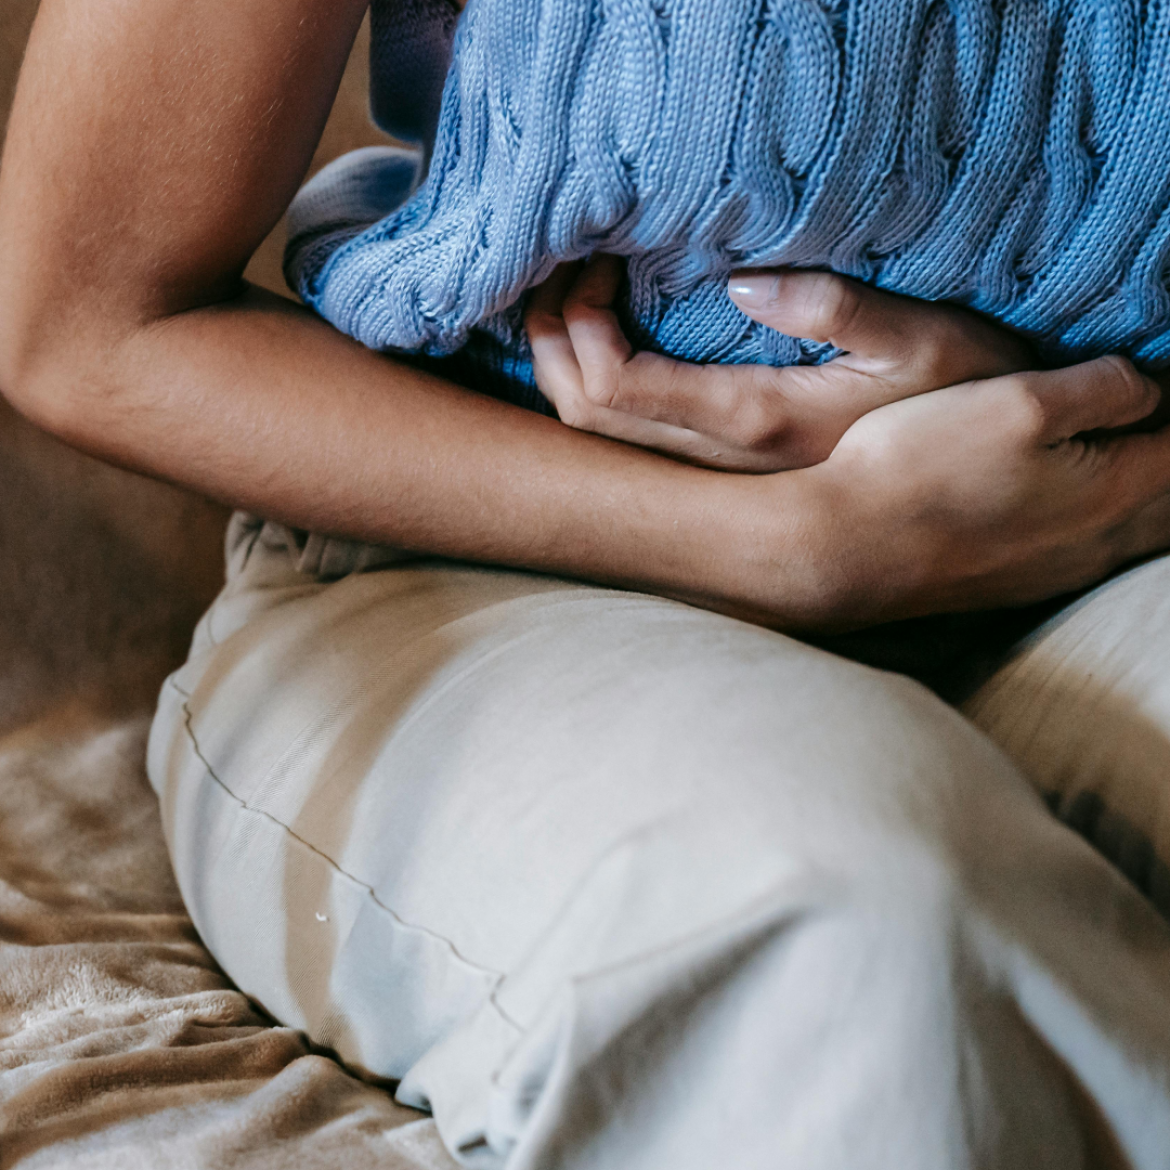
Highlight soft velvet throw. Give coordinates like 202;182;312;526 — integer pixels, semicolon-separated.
287;0;1170;407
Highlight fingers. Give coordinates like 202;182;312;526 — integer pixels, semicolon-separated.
729;270;870;346
561;253;634;406
1104;424;1170;520
1011;356;1162;446
526;260;587;412
527;258;734;463
533;255;911;468
556;256;754;436
727;269;1032;385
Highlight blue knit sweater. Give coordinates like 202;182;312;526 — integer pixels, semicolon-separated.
287;0;1170;411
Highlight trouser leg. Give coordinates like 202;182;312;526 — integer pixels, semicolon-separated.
966;553;1170;917
150;519;1170;1169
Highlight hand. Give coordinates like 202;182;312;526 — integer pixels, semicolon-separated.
768;357;1170;628
526;254;1035;471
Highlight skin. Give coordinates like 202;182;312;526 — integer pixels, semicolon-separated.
528;254;1037;472
3;0;1170;634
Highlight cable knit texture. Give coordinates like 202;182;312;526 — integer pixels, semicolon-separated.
287;0;1170;409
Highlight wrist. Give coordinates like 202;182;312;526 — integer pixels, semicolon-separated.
691;465;852;632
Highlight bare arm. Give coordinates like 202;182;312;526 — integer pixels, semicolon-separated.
4;0;1170;634
0;0;805;621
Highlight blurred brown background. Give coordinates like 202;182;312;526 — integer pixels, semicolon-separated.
0;1;383;730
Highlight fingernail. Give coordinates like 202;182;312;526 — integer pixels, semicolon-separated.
728;273;778;308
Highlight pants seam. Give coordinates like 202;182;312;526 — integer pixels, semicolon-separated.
173;679;509;994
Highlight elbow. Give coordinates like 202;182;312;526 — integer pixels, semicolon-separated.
0;258;62;428
0;197;180;452
0;327;81;445
0;276;127;449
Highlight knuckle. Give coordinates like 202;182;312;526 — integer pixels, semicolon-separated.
1097;352;1137;382
907;334;952;387
524;303;561;333
733;417;778;455
728;397;791;455
555;394;594;431
931;309;1007;378
1098;353;1154;409
932;312;1005;380
560;297;595;330
581;372;620;411
806;274;865;337
908;309;1025;388
999;376;1048;439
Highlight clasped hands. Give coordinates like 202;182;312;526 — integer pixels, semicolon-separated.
528;255;1170;624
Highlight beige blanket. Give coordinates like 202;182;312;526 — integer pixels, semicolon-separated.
0;704;454;1169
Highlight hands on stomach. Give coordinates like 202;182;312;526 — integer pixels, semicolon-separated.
527;253;1035;472
528;256;1170;628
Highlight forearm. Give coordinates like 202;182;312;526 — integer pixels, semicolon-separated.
13;283;830;620
0;0;829;629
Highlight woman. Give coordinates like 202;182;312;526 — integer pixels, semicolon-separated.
3;0;1170;1166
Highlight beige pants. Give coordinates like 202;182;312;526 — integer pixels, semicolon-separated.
149;514;1170;1169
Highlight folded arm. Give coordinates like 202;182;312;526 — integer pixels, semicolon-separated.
3;0;1170;633
0;0;803;619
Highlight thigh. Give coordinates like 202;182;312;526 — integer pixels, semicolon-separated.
151;516;999;1029
149;518;1170;1168
151;514;1023;989
964;552;1170;913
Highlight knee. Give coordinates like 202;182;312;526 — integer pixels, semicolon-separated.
441;794;1002;1170
494;685;1020;1021
631;654;1041;896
